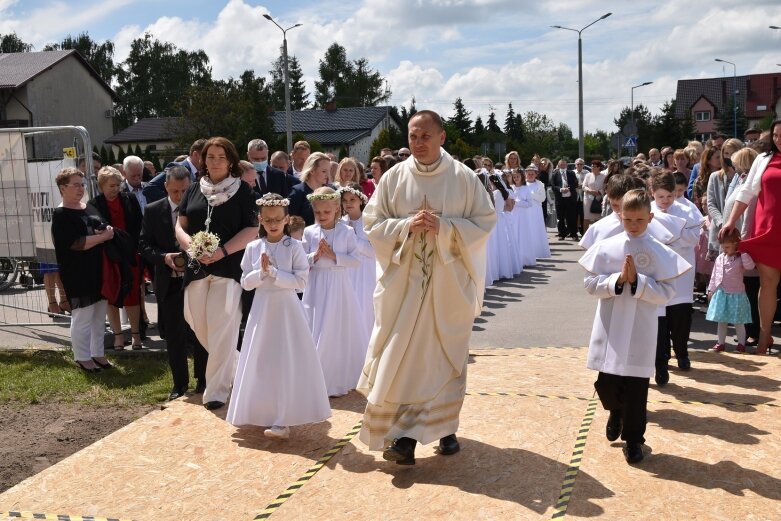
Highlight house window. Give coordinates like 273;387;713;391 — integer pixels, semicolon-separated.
694;111;711;121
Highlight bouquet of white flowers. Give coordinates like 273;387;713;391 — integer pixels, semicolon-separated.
187;230;220;260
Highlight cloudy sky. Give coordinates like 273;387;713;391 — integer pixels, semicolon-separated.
3;0;781;134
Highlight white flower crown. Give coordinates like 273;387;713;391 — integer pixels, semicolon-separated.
256;197;290;207
337;186;369;204
306;193;340;202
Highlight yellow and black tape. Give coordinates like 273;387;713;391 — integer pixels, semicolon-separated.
0;511;133;521
253;421;363;520
466;391;779;408
551;398;598;519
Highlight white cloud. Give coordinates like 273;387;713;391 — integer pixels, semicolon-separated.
5;0;781;138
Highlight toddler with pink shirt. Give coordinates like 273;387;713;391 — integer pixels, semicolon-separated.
706;229;755;353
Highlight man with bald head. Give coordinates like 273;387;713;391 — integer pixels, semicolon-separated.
357;110;496;465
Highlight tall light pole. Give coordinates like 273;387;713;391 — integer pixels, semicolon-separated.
551;12;612;159
263;14;302;153
715;58;737;138
630;81;653;156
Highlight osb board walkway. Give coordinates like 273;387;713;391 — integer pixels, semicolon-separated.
1;346;780;521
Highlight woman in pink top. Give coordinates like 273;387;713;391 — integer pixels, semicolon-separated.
706;229;755;353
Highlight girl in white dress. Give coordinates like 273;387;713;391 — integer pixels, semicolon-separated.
302;187;368;397
227;193;331;440
524;164;552;259
509;170;537;267
486;177;517;281
340;184;377;337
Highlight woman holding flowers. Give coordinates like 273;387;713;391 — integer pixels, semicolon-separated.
175;137;259;410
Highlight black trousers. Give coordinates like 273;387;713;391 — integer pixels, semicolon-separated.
665;303;692;360
541;198;548;227
744;276;760;339
555;197;578;237
594;372;649;443
162;278;208;390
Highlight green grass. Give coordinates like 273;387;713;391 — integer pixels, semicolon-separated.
0;350;176;407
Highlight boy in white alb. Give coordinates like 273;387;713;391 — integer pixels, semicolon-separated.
579;189;690;463
649;170;703;385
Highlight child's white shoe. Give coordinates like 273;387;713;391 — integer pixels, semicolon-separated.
264;426;290;439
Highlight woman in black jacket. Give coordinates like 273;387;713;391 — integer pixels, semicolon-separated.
90;166;144;350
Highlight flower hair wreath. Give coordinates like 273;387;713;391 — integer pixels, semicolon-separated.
256;197;290;207
337;186;369;204
306;193;340;202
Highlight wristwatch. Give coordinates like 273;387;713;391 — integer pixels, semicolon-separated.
220;246;229;258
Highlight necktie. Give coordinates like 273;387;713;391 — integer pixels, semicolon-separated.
171;206;178;231
258;171;267;193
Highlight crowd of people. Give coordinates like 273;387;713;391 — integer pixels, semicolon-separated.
49;111;780;463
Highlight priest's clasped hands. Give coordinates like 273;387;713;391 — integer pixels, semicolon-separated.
617;254;637;285
409;210;440;235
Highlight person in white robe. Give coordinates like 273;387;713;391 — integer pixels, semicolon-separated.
227;194;330;438
579;189;690;464
523;165;551;259
358;111;496;465
650;171;704;385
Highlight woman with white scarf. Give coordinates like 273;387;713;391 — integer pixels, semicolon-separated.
175;137;259;410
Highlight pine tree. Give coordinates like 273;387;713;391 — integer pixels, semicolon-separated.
474;116;485;136
487;110;501;133
269;54;309;111
504;103;516;136
448;98;473;140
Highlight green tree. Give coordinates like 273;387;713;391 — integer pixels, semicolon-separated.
487;110;501;133
43;32;116;83
175;70;275;151
504;103;516;137
114;34;212;131
0;33;33;53
473;115;485;137
448;98;472;142
715;98;747;139
447;137;474;161
521;110;557;157
614;104;653;154
314;43;390;108
269;54;309;111
369;128;395;159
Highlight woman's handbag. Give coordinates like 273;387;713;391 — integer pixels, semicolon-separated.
589;195;603;214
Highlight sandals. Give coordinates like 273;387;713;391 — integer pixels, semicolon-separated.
113;333;126;351
48;300;60;315
76;360;101;373
131;331;144;350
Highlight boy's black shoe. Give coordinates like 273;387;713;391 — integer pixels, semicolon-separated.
606;411;622;442
624;442;644;464
437;434;460;455
383;437;416;465
655;366;669;386
677;357;691;371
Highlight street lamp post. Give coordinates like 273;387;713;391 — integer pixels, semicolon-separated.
715;58;737;138
263;14;302;153
551;12;612;159
630;81;653;156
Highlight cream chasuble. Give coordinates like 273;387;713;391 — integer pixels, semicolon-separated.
357;149;496;449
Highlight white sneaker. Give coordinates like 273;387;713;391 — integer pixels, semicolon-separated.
264;426;290;439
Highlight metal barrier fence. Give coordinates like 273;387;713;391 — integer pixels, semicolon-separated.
0;126;96;327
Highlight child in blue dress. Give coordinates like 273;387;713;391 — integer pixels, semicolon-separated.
706;228;755;353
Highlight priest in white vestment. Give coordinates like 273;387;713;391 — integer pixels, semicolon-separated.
357;111;496;465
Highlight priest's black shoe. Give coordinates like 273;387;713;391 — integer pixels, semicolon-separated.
623;442;644;464
383;437;416;465
437;434;460;456
194;380;206;394
168;387;187;401
605;411;622;442
654;366;669;386
677;357;691;371
204;401;225;410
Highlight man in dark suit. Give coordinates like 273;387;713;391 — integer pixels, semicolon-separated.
550;158;580;240
247;138;299;198
139;166;208;400
143;138;207;204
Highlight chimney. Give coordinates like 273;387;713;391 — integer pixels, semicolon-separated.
325;101;337;113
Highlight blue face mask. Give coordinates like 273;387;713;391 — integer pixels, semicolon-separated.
253;161;268;172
